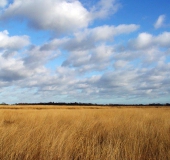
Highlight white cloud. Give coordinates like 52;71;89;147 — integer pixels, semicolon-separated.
39;24;139;52
1;38;170;103
91;63;170;100
62;44;114;73
130;32;153;49
0;0;91;34
91;24;139;41
154;15;166;29
24;45;59;69
0;1;170;104
0;0;7;8
113;60;128;69
0;30;30;50
155;32;170;47
0;54;29;82
91;0;121;19
0;31;57;83
0;0;123;35
129;32;170;49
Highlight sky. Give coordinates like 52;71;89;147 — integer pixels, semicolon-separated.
0;0;170;104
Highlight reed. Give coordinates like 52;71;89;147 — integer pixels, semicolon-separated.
0;107;169;160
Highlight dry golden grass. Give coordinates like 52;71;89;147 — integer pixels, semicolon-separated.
0;106;170;160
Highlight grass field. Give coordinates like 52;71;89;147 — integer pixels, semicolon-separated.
0;105;170;160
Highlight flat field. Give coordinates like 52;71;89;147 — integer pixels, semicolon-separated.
0;105;170;160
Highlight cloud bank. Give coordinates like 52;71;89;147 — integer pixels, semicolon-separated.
0;0;170;104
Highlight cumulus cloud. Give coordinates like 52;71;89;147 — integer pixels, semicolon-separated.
155;32;170;47
0;30;30;50
88;63;170;100
154;15;166;29
0;0;122;35
40;24;139;52
0;54;28;82
0;32;57;83
0;30;31;83
0;0;91;34
62;45;114;72
129;32;153;49
0;48;55;84
66;24;139;51
91;24;139;41
24;45;59;69
129;32;170;49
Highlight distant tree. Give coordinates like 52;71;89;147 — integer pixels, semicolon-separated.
1;102;7;105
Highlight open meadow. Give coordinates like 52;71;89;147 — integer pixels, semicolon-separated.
0;105;170;160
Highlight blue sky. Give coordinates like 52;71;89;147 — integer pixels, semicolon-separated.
0;0;170;104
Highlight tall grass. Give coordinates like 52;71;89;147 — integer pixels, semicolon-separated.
0;107;170;160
